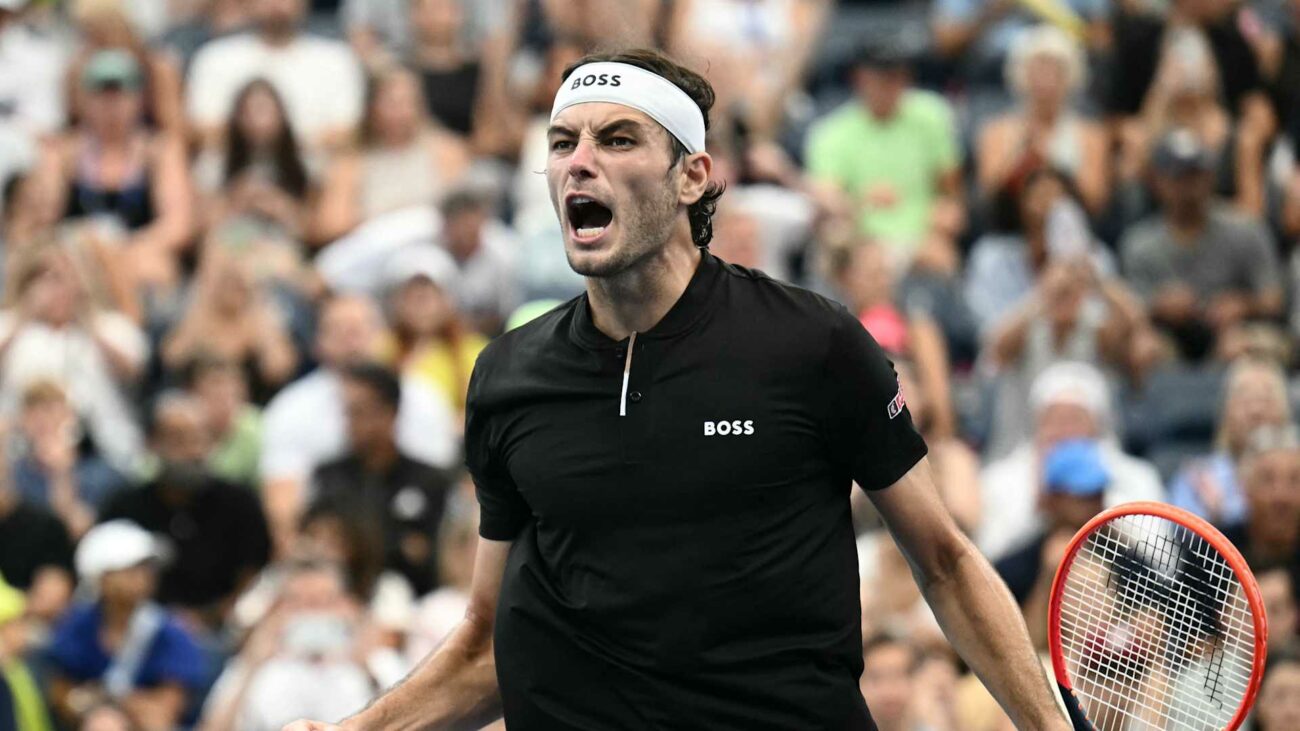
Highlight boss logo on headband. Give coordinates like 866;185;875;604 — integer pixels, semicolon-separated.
570;73;623;90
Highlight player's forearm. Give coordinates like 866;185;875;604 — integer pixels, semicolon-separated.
342;616;501;731
917;539;1070;731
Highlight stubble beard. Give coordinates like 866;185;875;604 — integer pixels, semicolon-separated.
566;179;680;280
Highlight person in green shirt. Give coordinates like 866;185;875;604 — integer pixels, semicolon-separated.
186;354;263;488
805;41;964;271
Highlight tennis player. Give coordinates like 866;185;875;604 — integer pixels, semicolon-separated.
285;49;1071;731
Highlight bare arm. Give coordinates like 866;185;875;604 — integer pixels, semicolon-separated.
133;134;195;254
283;538;512;731
122;684;189;731
869;458;1071;731
310;156;362;246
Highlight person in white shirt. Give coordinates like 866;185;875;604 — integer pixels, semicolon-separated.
185;0;364;152
259;294;456;553
0;0;67;141
976;360;1164;563
438;188;517;335
0;243;147;473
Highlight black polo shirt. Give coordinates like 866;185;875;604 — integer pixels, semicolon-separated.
466;251;928;730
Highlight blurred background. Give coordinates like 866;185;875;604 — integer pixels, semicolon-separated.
1;0;1300;729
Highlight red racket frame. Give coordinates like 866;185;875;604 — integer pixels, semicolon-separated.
1047;501;1269;731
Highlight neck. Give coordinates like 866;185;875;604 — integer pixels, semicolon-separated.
101;599;137;629
1026;100;1060;126
360;440;399;472
586;235;701;341
415;39;461;68
259;27;295;48
1167;208;1209;239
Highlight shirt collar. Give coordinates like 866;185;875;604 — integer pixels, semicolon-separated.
570;249;720;349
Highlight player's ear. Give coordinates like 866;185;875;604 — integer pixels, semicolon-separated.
678;152;713;207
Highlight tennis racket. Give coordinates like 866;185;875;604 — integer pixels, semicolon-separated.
1048;502;1268;731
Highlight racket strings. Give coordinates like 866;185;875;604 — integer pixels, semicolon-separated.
1057;514;1256;730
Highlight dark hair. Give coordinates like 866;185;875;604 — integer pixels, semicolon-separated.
299;499;384;601
439;187;488;219
989;164;1086;234
560;48;725;247
861;630;920;673
341;362;402;411
224;80;310;199
359;64;430;148
181;350;244;390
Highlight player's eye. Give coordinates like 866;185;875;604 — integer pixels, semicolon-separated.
607;136;635;149
550;139;575;152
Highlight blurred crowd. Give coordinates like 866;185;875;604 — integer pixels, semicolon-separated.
1;0;1300;729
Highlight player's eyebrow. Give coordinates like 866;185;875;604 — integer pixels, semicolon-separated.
546;118;649;140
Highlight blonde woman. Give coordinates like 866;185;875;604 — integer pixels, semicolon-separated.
312;65;470;244
1167;355;1292;526
976;25;1109;214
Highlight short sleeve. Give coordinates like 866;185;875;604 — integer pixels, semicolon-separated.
803;115;849;185
821;307;928;491
1241;221;1282;294
464;357;530;540
144;621;206;689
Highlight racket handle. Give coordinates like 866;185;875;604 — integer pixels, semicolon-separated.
1059;683;1096;731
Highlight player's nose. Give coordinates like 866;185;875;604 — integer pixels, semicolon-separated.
567;138;598;179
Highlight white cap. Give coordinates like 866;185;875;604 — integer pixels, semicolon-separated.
1030;361;1111;423
75;520;160;582
384;245;457;292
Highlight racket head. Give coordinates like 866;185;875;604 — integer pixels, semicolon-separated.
1048;501;1268;731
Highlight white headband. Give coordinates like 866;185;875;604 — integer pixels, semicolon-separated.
550;62;706;154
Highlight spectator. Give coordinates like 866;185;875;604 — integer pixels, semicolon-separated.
259;295;457;552
0;242;148;472
309;363;453;596
0;0;68;141
408;0;484;141
185;354;262;488
1168;356;1291;526
0;574;55;731
1120;128;1283;363
160;0;250;70
1114;27;1263;219
65;0;185;135
804;42;963;272
380;245;485;414
931;0;1110;89
185;0;365;152
1257;563;1298;647
1221;424;1300;571
47;520;205;731
665;0;830;140
975;26;1108;215
1256;645;1300;730
10;379;128;538
992;439;1105;647
405;481;477;663
858;632;958;731
161;244;299;405
1108;0;1275;215
100;395;271;626
829;240;958;441
976;361;1164;563
1;169;61;259
39;49;193;291
312;65;470;244
965;167;1117;335
198;559;377;731
197;79;314;247
437;188;518;335
982;247;1147;457
0;425;74;624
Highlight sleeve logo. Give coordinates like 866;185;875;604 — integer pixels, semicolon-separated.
887;379;906;420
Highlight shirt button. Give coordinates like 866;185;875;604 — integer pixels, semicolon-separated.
615;349;626;359
629;391;642;403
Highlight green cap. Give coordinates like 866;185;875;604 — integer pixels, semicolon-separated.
82;49;142;91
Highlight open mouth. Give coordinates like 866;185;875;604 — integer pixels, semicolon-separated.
566;195;614;241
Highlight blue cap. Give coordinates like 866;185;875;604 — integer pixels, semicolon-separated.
1043;439;1109;497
